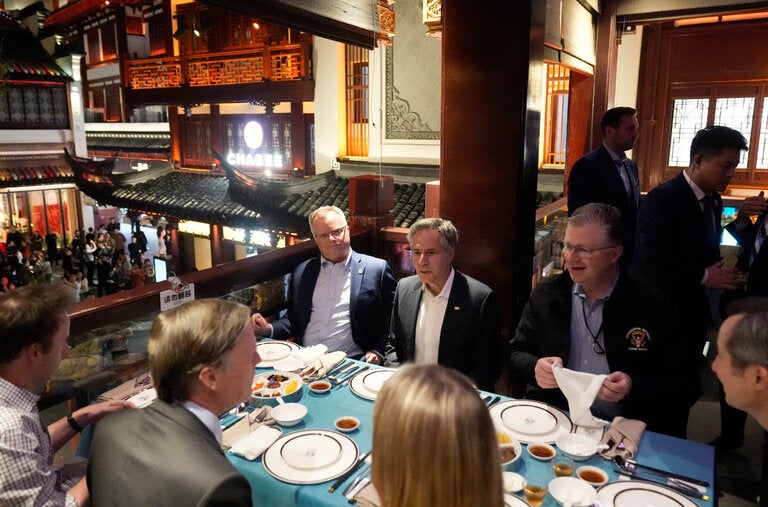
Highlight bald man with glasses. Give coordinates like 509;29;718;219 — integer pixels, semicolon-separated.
251;206;396;363
510;203;699;437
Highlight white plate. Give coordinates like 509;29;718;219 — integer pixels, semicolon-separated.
574;425;606;441
503;493;530;507
279;432;343;469
349;368;396;401
489;400;573;444
256;341;300;368
263;429;359;484
598;480;699;507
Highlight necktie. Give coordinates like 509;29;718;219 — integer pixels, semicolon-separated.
619;159;639;206
701;194;717;248
751;214;768;265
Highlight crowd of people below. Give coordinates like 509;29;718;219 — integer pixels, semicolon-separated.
0;221;173;300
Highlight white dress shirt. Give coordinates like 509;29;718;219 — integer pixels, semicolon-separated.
414;268;455;365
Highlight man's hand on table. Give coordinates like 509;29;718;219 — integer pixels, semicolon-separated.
534;356;563;389
73;399;136;427
598;371;632;402
364;351;383;365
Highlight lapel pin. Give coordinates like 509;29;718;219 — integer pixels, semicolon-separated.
357;268;364;274
454;306;460;310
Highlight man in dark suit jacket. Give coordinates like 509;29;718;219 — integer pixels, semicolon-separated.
567;107;641;258
511;204;698;437
389;218;502;392
633;126;747;359
251;206;396;363
88;299;256;506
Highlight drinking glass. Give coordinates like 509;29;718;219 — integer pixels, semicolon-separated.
523;484;547;506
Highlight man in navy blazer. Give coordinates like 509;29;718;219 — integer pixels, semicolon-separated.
251;206;396;363
389;218;502;392
568;107;641;259
633;126;747;427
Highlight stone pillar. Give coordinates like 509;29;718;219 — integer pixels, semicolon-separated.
348;174;394;252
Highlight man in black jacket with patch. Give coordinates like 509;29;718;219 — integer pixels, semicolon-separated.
510;203;699;437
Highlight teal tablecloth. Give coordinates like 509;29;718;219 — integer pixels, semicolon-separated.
229;362;715;507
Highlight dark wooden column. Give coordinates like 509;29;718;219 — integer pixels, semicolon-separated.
290;101;306;174
591;0;619;145
348;175;394;253
441;0;544;349
209;104;222;165
210;223;225;266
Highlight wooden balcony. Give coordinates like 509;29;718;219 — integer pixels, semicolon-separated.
122;44;314;107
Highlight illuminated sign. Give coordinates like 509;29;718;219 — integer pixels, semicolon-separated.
178;220;210;237
243;121;263;149
223;226;273;247
226;152;284;168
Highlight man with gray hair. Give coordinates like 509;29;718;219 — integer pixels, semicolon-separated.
251;206;396;363
712;298;768;507
389;218;502;391
87;299;257;506
510;203;699;437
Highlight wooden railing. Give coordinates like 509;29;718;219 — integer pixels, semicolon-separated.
124;44;309;90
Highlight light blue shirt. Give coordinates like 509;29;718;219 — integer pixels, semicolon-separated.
568;277;623;418
181;400;222;446
302;253;362;357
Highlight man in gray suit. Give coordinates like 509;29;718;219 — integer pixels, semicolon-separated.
87;299;259;506
389;218;502;392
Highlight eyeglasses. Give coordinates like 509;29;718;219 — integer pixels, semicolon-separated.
314;226;347;240
581;299;606;355
557;241;619;258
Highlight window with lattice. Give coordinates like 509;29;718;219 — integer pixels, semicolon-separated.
542;63;570;168
345;44;369;157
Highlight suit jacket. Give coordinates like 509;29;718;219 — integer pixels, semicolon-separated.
87;400;252;507
509;271;700;436
567;144;640;248
271;250;396;355
632;171;722;353
726;210;768;296
389;270;502;391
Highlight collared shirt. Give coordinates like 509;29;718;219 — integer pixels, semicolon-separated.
303;253;361;357
0;377;77;507
568;276;623;419
181;400;223;446
414;268;455;365
683;170;715;284
603;142;635;202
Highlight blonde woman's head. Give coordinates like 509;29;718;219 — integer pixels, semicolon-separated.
372;364;504;507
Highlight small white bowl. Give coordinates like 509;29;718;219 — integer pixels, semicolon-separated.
502;471;527;493
576;465;609;487
308;380;332;394
334;416;360;433
499;439;522;470
548;476;597;506
270;402;307;427
555;433;599;461
527;442;556;461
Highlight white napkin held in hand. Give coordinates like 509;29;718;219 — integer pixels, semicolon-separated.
228;425;282;461
552;366;609;428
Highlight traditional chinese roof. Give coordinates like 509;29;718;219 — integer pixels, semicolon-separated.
0;12;70;82
0;158;74;187
86;132;171;153
70;165;425;234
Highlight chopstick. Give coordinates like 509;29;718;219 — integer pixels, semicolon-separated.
329;451;371;492
619;458;710;487
616;470;710;501
342;463;371;496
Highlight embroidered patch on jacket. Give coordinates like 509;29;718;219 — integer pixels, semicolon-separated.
626;327;650;351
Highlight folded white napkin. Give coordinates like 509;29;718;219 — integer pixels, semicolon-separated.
300;350;346;378
293;344;328;365
552;366;608;428
228;425;282;461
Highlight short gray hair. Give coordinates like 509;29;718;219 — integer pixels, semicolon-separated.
308;206;347;235
568;203;626;247
725;297;768;370
407;218;458;251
